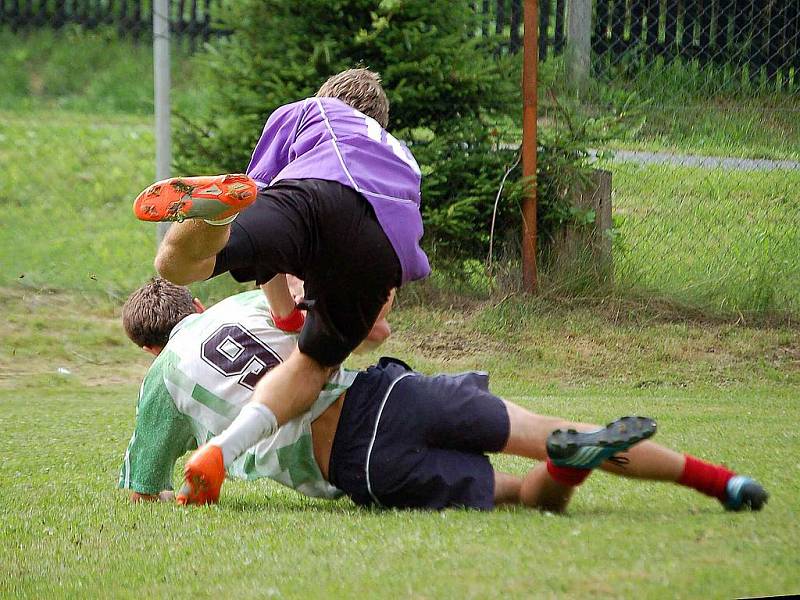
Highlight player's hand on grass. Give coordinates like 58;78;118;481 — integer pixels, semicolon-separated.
129;490;176;503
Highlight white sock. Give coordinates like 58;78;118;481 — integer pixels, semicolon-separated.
211;403;278;466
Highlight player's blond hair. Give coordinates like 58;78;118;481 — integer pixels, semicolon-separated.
316;68;390;128
122;277;196;348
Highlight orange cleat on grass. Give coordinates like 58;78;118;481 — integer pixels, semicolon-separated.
133;174;257;223
176;444;226;506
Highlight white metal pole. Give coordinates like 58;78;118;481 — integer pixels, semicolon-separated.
566;0;592;91
153;0;171;244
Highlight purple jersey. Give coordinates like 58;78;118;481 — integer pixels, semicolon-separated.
246;98;430;284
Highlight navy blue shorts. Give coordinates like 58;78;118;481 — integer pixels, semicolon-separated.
328;357;510;510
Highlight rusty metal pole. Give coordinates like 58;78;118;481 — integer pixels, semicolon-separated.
521;0;539;292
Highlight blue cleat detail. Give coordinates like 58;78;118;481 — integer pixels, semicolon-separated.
723;475;768;511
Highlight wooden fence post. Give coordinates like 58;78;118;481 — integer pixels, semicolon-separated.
549;170;613;281
522;0;539;293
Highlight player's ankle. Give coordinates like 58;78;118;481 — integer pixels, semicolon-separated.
546;459;592;486
677;454;735;500
212;403;278;466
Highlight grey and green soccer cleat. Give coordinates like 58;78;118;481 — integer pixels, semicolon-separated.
547;416;657;469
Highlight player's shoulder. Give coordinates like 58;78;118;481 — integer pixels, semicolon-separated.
271;98;313;119
163;290;270;347
211;290;269;314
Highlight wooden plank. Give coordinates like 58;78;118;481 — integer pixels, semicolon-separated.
131;0;141;40
787;0;799;86
496;0;505;35
715;0;733;63
766;1;786;84
176;0;186;37
663;0;679;58
201;0;211;45
645;0;659;55
680;0;699;53
510;0;521;52
549;170;613;283
118;0;128;38
566;0;592;87
697;0;712;63
749;0;765;85
630;0;644;48
538;0;550;59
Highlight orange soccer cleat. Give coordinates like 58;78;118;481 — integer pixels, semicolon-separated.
133;174;257;223
176;443;226;506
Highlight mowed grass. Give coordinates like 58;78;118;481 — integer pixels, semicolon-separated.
607;161;800;316
1;288;799;599
0;110;157;296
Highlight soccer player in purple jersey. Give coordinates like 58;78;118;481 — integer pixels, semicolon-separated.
133;69;429;504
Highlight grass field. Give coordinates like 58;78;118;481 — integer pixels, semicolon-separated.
1;287;799;598
2;30;799;598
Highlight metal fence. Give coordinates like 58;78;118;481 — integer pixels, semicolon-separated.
485;0;800;90
542;1;799;315
0;0;218;45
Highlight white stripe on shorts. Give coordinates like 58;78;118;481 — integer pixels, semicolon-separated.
364;373;415;507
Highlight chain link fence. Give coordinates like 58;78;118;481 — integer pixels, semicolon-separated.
485;0;799;316
585;0;799;316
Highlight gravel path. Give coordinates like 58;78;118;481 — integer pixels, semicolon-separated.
590;149;800;171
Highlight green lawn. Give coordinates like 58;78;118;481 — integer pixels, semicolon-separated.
1;287;798;598
607;161;800;316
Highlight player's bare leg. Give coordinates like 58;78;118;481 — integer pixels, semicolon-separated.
156;219;231;284
502;401;682;481
493;472;523;506
519;463;576;512
179;349;332;505
501;400;767;511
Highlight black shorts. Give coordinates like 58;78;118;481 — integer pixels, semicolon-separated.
328;357;511;510
211;179;402;366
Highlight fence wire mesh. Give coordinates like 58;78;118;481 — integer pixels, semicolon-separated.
585;0;799;316
493;0;799;316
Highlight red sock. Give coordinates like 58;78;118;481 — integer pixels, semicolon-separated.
678;455;735;500
546;459;592;486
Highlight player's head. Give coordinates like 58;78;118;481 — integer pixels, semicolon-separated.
122;277;203;355
316;68;390;128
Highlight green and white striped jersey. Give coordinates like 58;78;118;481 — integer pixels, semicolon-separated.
118;290;358;499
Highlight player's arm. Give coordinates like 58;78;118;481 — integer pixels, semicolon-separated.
118;372;198;502
352;289;395;353
260;275;304;332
